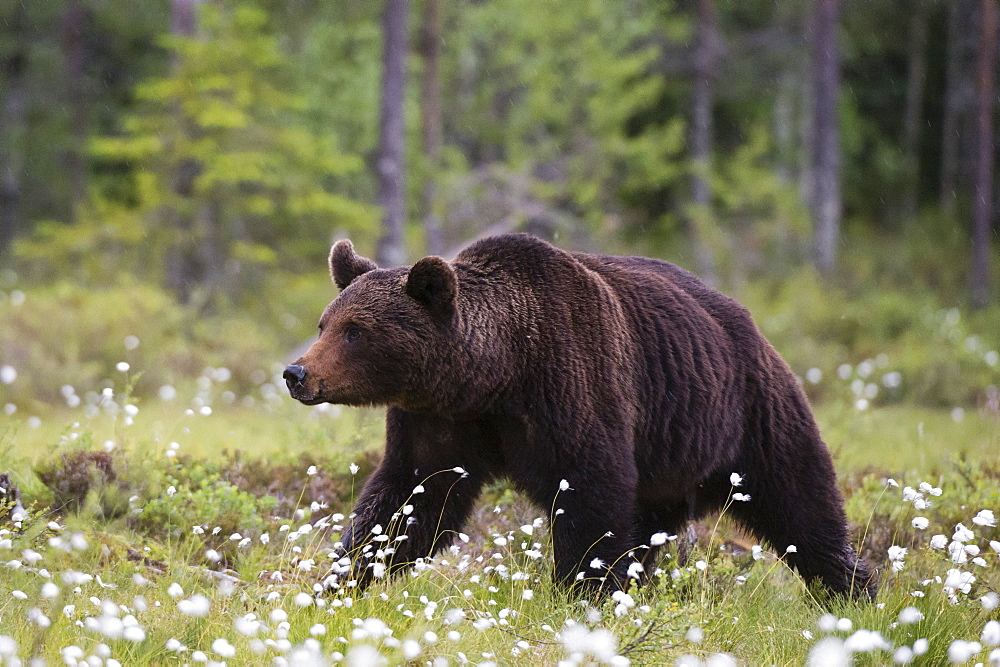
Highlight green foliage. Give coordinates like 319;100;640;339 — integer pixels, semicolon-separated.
136;464;277;550
0;279;281;406
743;268;1000;408
82;2;377;297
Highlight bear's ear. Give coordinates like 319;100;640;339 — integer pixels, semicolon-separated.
329;239;377;290
406;256;457;316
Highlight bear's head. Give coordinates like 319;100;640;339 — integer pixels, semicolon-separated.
284;240;459;410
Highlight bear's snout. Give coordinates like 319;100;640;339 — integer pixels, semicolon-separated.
283;364;307;395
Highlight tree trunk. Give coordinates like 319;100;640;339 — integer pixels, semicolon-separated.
941;0;976;216
375;0;410;268
810;0;842;276
971;0;996;309
61;0;88;217
687;0;718;285
900;1;928;225
420;0;444;256
165;0;203;302
0;54;26;261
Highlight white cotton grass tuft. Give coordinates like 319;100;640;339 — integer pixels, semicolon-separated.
806;637;850;666
177;594;211;617
972;509;996;527
887;545;907;571
211;637;236;658
947;640;982;664
560;624;619;664
897;606;924;624
983;620;1000;647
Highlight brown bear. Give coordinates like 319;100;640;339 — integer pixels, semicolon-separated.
285;234;875;599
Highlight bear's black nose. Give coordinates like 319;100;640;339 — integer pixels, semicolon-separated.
283;364;307;392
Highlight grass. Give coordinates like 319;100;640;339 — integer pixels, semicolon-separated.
1;389;998;665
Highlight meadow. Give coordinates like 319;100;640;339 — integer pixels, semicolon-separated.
1;285;999;666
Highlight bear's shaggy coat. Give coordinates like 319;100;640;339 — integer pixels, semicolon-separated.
286;234;875;598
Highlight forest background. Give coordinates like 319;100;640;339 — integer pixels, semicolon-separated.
0;1;999;664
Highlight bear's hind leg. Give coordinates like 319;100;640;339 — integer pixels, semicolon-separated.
728;472;876;599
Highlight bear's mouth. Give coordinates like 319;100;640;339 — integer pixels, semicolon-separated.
293;394;326;406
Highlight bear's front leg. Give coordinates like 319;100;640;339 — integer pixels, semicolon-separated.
326;410;492;590
549;481;640;594
513;438;641;595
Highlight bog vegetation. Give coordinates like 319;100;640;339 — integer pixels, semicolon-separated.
1;0;1000;664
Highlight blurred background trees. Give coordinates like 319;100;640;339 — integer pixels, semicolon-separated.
0;0;996;309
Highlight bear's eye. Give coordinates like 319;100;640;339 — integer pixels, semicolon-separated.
344;326;361;343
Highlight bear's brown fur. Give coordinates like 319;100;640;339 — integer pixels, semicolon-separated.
286;234;875;598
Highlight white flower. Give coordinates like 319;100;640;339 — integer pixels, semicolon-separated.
953;523;975;543
235;616;261;637
650;532;671;546
627;562;644;579
212;638;236;658
559;479;570;491
123;626;145;642
929;534;948;549
972;509;996;527
402;639;421;660
944;568;975;595
982;592;1000;611
349;463;360;475
732;493;751;502
751;545;764;561
167;583;184;598
0;366;17;385
897;606;924;624
983;620;1000;646
807;638;849;666
991;540;1000;553
730;473;743;487
412;484;425;494
844;629;890;653
686;626;703;644
893;646;913;664
116;362;130;372
306;465;318;476
911;517;929;530
887;545;907;571
589;558;605;570
785;545;797;553
178;595;211;617
947;640;982;664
